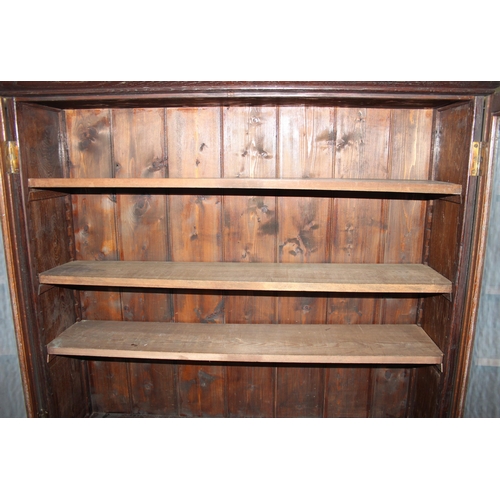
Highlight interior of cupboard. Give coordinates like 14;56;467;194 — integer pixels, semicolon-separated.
17;100;476;417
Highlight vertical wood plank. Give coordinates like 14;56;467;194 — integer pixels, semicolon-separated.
178;363;225;418
65;109;130;414
113;108;170;321
419;102;474;417
112;108;176;415
167;107;225;417
370;367;411;418
223;106;277;417
66;109;121;319
325;367;371;417
326;108;390;417
88;360;131;414
366;110;433;416
276;365;325;418
49;356;89;418
382;109;432;324
328;108;390;326
128;360;178;416
276;107;333;417
17;103;87;417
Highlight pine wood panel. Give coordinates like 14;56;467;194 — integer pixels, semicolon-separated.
325;367;371;417
223;106;277;417
276;107;333;417
412;365;441;417
276;366;325;417
167;107;225;417
128;361;178;416
65;109;129;413
370;367;411;417
65;109;121;318
327;109;391;335
370;109;433;414
112;108;175;415
177;363;226;418
16;103;63;179
47;321;443;364
39;261;452;292
418;102;475;417
88;360;131;414
48;356;90;418
16;103;85;417
382;109;433;323
326;108;390;417
29;194;76;345
113;108;170;320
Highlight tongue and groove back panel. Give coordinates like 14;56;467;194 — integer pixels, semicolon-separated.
22;103;444;417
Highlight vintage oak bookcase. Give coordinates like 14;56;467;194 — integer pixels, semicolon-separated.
1;81;498;418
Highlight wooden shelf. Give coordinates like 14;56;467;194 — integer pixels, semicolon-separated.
28;177;462;195
39;261;452;293
46;320;443;365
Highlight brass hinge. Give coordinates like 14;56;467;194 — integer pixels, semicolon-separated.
1;141;19;174
470;141;486;177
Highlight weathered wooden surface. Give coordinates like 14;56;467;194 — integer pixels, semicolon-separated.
39;261;452;293
167;107;225;417
418;101;475;417
111;108;176;415
28;176;462;194
3;82;499;112
223;106;277;417
47;321;443;364
16;103;88;417
44;103;447;417
65;109;128;414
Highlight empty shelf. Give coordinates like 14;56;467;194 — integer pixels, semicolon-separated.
28;177;462;195
39;261;452;293
47;321;443;365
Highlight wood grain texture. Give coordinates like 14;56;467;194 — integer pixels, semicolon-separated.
16;103;87;417
370;367;411;418
3;81;499;97
277;106;333;417
47;321;443;364
48;356;90;417
128;361;178;416
3;82;498;112
88;360;131;414
112;108;175;415
328;108;391;330
39;261;452;292
112;109;171;320
27;177;462;194
65;108;129;413
418;101;475;416
382;109;433;324
223;106;277;417
16;103;63;179
167;107;225;417
324;107;428;417
325;367;371;417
